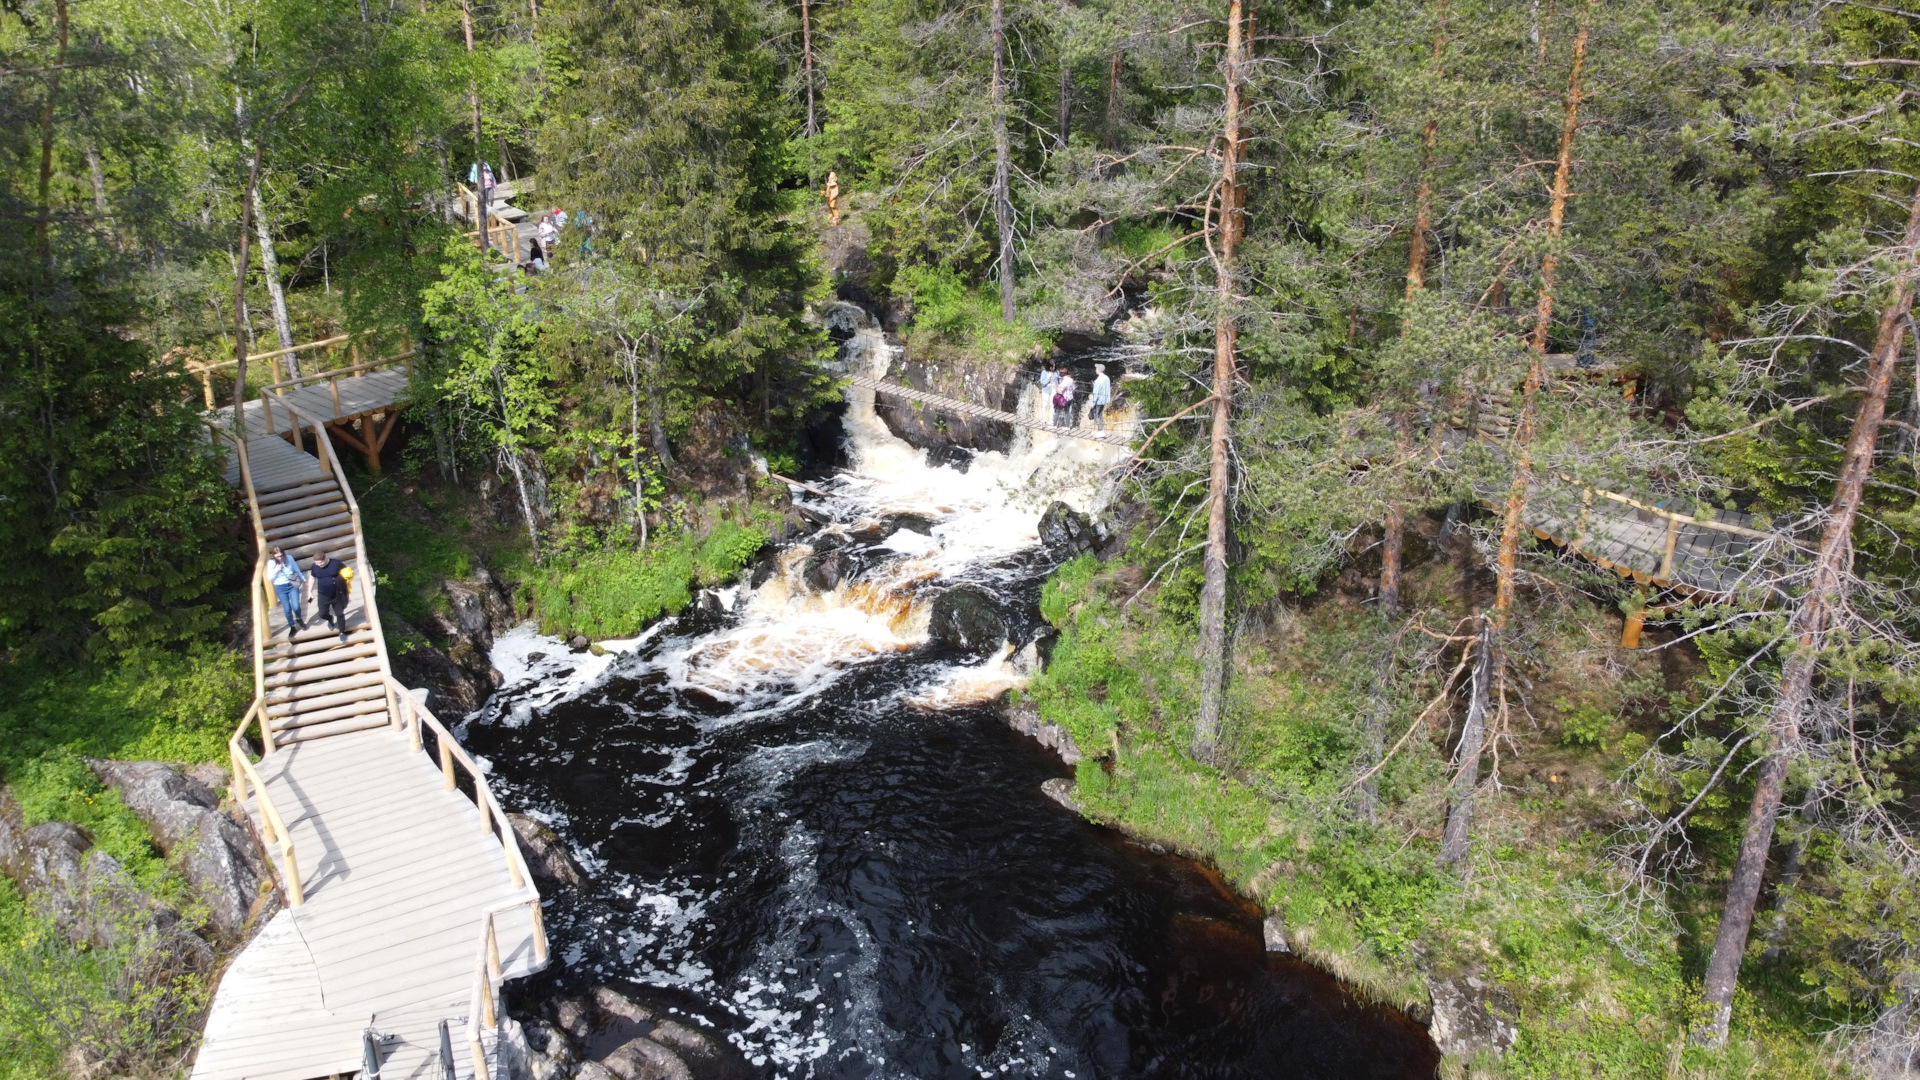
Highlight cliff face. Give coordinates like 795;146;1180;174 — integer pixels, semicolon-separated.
872;348;1032;459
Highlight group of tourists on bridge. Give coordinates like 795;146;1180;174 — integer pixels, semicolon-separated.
1039;361;1113;431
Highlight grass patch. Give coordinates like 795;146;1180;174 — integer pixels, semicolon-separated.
523;513;772;639
353;476;487;628
895;264;1050;364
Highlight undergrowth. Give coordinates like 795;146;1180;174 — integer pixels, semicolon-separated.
523;511;774;639
1024;555;1845;1079
895;264;1050;364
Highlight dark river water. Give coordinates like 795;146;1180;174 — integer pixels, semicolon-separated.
461;337;1438;1080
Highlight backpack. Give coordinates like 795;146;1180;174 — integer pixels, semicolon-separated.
340;564;355;586
1053;390;1068;408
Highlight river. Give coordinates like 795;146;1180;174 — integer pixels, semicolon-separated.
458;330;1440;1079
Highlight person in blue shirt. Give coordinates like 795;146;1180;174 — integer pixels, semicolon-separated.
267;546;306;634
1088;363;1113;430
573;209;594;256
1038;362;1058;421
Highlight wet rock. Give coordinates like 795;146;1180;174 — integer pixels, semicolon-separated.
1040;778;1082;814
802;548;846;592
928;584;1007;655
591;987;654;1026
822;300;873;342
523;1020;579;1067
1262;912;1291;953
926;443;974;473
86;759;265;938
445;581;498;652
552;996;596;1041
391;627;494;717
1002;701;1081;766
601;1037;692;1080
1037;501;1102;557
569;635;591;653
507;813;586;889
872;353;1022;454
1427;974;1520;1060
574;1063;618;1080
883;513;936;536
645;1020;721;1063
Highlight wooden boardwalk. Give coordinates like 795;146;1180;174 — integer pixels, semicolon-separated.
198;394;544;1080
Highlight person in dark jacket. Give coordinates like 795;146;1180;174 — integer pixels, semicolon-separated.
308;551;352;641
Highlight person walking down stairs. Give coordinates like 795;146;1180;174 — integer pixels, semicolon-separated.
308;551;354;642
268;546;307;635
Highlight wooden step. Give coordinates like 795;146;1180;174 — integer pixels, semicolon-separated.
283;531;360;557
263;502;350;533
272;694;391;730
273;711;394;744
265;671;385;708
264;655;382;687
266;680;389;716
256;479;341;506
264;640;378;674
269;522;356;551
255;488;345;517
264;628;377;659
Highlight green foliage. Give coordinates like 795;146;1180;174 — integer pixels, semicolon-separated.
523;514;770;638
894;264;1050;362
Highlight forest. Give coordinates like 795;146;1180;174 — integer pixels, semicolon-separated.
4;0;1920;1077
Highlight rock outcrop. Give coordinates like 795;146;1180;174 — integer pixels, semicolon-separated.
1427;974;1520;1060
1037;501;1103;558
391;570;517;714
872;352;1027;456
524;985;749;1080
1002;700;1081;765
86;759;265;938
928;584;1008;655
507;813;586;890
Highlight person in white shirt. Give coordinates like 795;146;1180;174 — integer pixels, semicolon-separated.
1088;363;1113;430
1053;370;1076;428
1038;362;1058;421
266;546;307;634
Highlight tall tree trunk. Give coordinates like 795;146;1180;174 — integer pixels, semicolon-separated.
233;144;266;417
493;368;543;560
800;0;818;137
251;186;300;378
1440;23;1586;865
1439;617;1493;865
1695;182;1920;1048
1380;3;1448;616
990;0;1016;322
646;338;675;468
36;0;68;266
1193;0;1245;765
1492;25;1586;625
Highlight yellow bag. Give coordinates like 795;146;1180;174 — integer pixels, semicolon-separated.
340;564;355;586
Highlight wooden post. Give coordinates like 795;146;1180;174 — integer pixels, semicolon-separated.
1657;513;1681;581
530;901;548;963
330;377;343;418
486;917;502;979
202;370;215;408
1621;611;1646;649
440;738;456;790
478;788;493;835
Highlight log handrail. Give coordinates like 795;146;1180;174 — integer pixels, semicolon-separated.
463;897;547;1080
257;350;415;395
228;701;306;907
387;683;541;894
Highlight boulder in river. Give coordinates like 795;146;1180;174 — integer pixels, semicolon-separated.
87;759;266;938
602;1036;692;1080
928;584;1008;655
1037;501;1102;557
507;813;586;889
1262;911;1292;953
802;547;847;592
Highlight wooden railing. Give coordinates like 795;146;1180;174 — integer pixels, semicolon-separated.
455;182;525;258
223;422;308;907
463;897;548;1080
